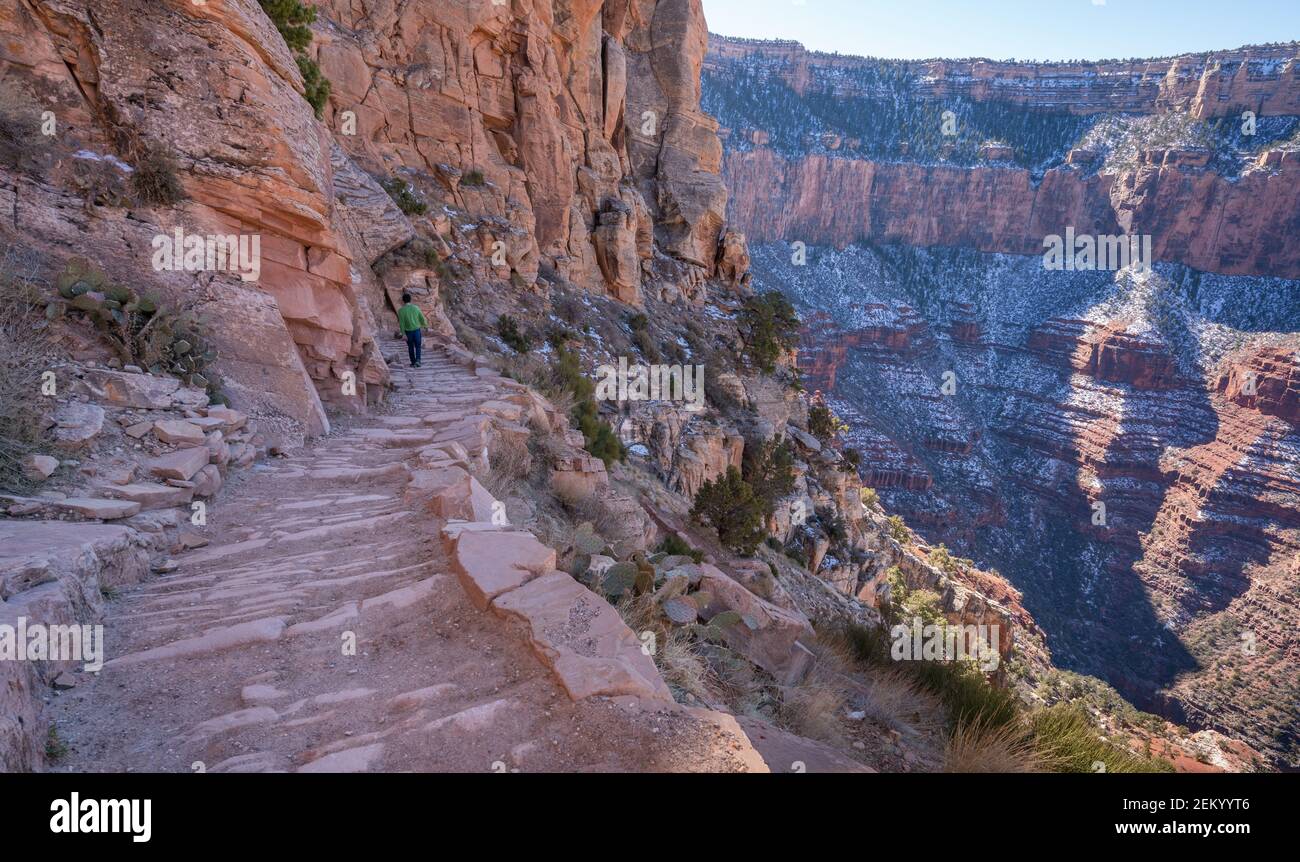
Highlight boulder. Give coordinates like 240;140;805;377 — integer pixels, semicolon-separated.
153;419;206;447
492;571;673;702
76;369;180;409
146;447;211;481
697;564;817;684
52;497;141;520
192;464;223;498
50;403;105;451
447;528;557;611
22;455;58;481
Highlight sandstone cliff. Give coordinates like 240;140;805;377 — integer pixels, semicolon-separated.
706;35;1300;280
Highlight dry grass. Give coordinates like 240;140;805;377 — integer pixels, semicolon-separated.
776;674;847;744
0;248;54;491
856;668;942;735
943;718;1043;773
0;80;45;172
480;429;531;500
615;593;715;703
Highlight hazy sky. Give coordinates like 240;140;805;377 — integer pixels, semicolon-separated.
701;0;1300;62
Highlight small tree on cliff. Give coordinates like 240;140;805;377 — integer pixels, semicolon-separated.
259;1;331;117
691;467;767;556
739;291;800;374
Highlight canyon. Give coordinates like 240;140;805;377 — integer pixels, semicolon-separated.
706;36;1300;766
0;0;1287;776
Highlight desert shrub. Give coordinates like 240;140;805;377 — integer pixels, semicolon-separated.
546;340;623;466
887;514;909;543
776;676;846;743
381;177;426;216
0;250;53;490
632;327;661;363
496;314;531;353
0;81;45;172
690;466;767;556
930;543;957;573
807;403;845;442
462;168;486;186
656;533;704;563
944;717;1042;773
1030;704;1173;773
129;140;186;206
258;0;331;117
742;437;796;513
861;486;880;509
738;291;800;373
52;258;220;397
842;447;862;472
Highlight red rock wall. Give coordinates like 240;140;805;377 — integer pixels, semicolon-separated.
723;147;1300;279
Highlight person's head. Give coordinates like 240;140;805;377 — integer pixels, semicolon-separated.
402;292;412;304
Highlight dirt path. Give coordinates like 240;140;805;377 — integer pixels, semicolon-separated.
48;342;761;773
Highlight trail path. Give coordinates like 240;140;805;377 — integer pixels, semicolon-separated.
49;343;760;773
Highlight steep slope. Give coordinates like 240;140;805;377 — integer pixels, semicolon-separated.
751;241;1300;766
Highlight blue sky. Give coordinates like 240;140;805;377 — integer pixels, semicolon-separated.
702;0;1300;62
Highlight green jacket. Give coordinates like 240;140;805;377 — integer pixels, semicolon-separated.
397;303;427;333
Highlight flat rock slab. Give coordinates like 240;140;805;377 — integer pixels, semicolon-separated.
103;481;193;510
53;497;142;520
735;715;876;773
491;571;673;702
450;529;556;610
78;368;180;409
297;742;385;773
107;617;285;667
147;447;211;481
51;403;105;450
153;419;206;446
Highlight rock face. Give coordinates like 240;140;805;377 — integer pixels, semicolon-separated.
721;148;1300;279
316;0;728;302
1;0;732;446
758;243;1300;767
705;35;1300;280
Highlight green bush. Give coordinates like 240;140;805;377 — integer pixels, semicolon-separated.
496;314;531;354
259;1;331;118
462;169;486;186
657;533;704;563
738;291;800;373
807;403;844;442
887;514;909;544
381;177;426;216
572;398;623;466
296;55;332;119
842;447;862;472
548;341;623;467
1031;705;1173;773
130;140;186;206
690;466;767;556
742;437;796;514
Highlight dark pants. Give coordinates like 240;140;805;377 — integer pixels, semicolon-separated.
404;328;422;366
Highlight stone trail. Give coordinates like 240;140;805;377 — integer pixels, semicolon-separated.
46;342;765;773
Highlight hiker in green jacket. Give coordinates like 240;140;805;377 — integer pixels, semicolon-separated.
397;293;427;367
